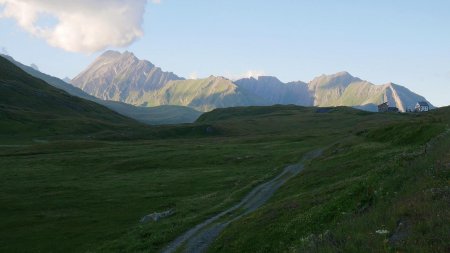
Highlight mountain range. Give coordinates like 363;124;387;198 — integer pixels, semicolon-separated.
71;51;432;112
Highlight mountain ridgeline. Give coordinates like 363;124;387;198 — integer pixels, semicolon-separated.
71;51;432;112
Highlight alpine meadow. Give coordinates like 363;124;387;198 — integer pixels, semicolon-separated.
0;1;449;253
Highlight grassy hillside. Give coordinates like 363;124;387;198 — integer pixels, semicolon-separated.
1;102;448;252
0;56;147;141
338;81;385;106
209;108;449;252
2;54;201;125
140;77;264;111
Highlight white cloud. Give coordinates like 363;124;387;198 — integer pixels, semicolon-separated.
227;70;266;80
188;71;199;80
241;70;266;79
0;0;148;53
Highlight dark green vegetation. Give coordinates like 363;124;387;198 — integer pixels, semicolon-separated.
0;64;448;253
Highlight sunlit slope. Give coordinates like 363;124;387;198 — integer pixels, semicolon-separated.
141;76;265;111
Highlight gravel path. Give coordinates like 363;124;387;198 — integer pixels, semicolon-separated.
161;149;322;253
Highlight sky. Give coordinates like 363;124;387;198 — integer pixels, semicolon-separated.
0;0;449;106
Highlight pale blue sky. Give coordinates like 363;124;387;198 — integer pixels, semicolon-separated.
1;0;449;106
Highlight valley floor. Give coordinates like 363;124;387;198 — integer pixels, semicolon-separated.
1;106;449;252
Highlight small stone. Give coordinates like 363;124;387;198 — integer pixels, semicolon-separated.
140;209;174;224
375;229;389;235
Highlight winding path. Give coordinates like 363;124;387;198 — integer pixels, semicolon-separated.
161;149;322;253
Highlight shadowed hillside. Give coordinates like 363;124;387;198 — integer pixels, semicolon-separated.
0;56;147;141
2;54;201;125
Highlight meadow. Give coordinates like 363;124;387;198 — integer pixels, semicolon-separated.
0;105;448;252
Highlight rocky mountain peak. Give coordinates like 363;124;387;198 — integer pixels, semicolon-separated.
333;71;353;78
72;51;182;102
99;50;122;58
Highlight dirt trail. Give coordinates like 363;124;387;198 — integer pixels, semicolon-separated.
161;149;322;253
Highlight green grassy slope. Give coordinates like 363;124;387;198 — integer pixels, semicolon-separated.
0;56;146;141
338;81;386;106
1;102;448;252
137;76;266;112
210;108;449;253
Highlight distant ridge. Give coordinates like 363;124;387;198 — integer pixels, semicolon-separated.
72;50;433;112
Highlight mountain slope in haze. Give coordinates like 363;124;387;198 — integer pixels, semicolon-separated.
0;55;143;139
235;72;432;112
234;76;313;106
72;51;433;112
113;105;202;125
2;54;201;125
72;51;183;103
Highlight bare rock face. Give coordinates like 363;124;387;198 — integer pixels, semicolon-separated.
72;51;183;103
